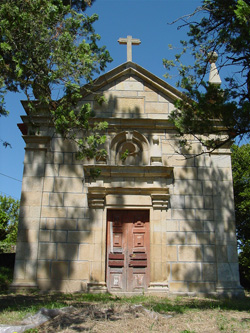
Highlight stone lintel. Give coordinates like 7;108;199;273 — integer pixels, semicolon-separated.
87;186;170;209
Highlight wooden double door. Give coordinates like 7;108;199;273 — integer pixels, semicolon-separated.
106;210;150;292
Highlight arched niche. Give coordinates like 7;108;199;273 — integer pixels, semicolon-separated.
110;131;150;166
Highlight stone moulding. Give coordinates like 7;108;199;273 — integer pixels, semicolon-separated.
84;165;173;209
83;165;173;178
87;187;171;210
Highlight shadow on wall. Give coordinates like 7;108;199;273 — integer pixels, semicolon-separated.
166;151;241;295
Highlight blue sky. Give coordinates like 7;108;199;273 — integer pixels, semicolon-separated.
0;0;205;200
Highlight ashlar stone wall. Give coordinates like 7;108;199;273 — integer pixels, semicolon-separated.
12;62;243;296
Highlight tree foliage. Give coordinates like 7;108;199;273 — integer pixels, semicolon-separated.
0;0;112;158
164;0;250;151
231;144;250;288
0;195;19;253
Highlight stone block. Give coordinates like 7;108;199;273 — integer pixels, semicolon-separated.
186;233;197;245
202;181;213;195
45;164;59;177
49;193;64;207
15;242;38;260
151;244;162;263
22;177;43;192
174;180;202;195
51;261;69;279
94;230;103;244
138;91;158;101
90;261;104;282
174;167;198;180
59;165;83;178
153;231;162;245
196;233;215;245
165;232;185;245
46;218;56;229
57;243;79;260
216;245;228;262
18;217;40;230
204;196;213;209
169;282;188;292
145;101;169;114
64;193;86;207
69;261;90;280
180;221;204;232
54;177;83;193
54;152;64;164
55;219;77;230
171;263;202;281
68;207;87;219
163;155;195;167
13;260;25;280
23;163;45;177
184;196;204;209
77;219;91;231
51;231;67;242
116;80;144;91
211;155;232;168
37;260;51;279
39;230;51;242
42;193;49;206
189;282;216;292
41;207;67;218
25;260;38;280
64;153;73;164
217;263;235;282
163;220;178;232
68;231;93;243
93;244;102;261
203;245;216;262
38;279;84;292
43;177;54;192
202;263;216;281
52;138;78;152
198;168;212;180
20;192;42;207
152;262;163;281
195;209;214;221
162;245;177;261
170;195;185;209
172;209;195;220
18;229;38;243
178;246;203;261
39;243;57;260
227;245;239;263
79;244;94;260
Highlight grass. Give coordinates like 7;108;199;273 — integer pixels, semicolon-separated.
0;291;250;327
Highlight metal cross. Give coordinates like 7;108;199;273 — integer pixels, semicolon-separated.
118;35;141;62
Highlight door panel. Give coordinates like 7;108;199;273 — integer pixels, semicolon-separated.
107;210;150;292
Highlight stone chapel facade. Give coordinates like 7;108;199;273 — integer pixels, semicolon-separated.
12;59;243;296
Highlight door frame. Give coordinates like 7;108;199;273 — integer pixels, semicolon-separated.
106;209;150;293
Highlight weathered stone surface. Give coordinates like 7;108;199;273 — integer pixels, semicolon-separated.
13;61;241;296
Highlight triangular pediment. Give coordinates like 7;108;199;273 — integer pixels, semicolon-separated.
81;61;184;119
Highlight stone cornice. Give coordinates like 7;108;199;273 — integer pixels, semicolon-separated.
83;165;173;178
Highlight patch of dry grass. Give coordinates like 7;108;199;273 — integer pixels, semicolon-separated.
0;292;250;332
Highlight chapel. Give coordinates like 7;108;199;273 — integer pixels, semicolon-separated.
11;36;243;296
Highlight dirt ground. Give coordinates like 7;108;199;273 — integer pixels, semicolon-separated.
36;302;250;333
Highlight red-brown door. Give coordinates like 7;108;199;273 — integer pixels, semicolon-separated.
106;210;150;292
